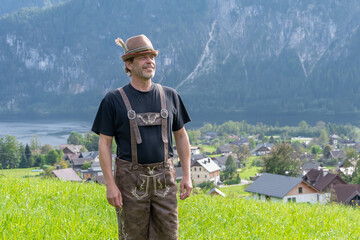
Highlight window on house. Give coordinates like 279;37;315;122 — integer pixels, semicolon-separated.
299;187;303;194
199;167;201;171
197;175;200;178
205;175;207;178
292;197;296;202
194;167;196;171
287;198;292;202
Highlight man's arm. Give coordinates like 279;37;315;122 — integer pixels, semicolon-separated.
173;127;193;200
99;133;122;208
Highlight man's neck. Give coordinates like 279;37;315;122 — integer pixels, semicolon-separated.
130;78;152;92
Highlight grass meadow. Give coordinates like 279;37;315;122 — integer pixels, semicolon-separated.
1;169;360;239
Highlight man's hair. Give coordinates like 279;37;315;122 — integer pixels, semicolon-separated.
124;57;134;77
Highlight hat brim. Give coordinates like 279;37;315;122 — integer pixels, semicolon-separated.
122;50;159;62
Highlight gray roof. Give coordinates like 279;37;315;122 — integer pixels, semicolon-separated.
245;173;303;198
254;143;274;151
80;151;99;159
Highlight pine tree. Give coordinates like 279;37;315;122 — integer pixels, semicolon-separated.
25;144;32;167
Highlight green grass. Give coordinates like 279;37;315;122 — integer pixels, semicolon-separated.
218;184;250;198
199;144;217;154
2;170;360;239
238;166;261;180
0;168;43;178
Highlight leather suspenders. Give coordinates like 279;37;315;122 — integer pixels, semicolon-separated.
118;84;169;165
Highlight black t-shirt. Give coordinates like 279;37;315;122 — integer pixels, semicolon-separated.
91;83;191;164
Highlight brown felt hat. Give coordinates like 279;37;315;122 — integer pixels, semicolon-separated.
115;34;158;62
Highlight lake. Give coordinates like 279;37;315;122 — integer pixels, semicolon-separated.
1;111;359;147
0;120;92;146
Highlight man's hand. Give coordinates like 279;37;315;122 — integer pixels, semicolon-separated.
106;184;123;208
180;177;193;200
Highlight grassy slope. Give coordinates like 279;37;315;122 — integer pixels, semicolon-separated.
1;173;360;239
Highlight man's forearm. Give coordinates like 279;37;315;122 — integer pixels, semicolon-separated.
99;135;116;187
174;128;191;178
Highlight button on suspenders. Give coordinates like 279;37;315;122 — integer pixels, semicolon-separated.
118;84;168;165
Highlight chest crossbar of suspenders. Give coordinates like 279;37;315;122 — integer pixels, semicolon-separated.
118;84;169;165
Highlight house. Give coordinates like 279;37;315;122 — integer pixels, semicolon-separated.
79;151;99;160
340;139;356;147
230;137;249;147
303;168;346;192
213;154;241;170
215;145;233;154
206;188;226;197
52;168;82;182
191;157;221;186
70;157;92;171
60;144;83;155
205;132;217;140
328;150;345;160
81;159;115;180
330;134;340;146
245;173;328;204
64;153;80;161
190;146;201;155
190;153;208;165
332;184;360;206
301;161;321;176
253;143;274;156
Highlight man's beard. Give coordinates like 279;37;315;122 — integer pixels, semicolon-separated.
132;65;156;80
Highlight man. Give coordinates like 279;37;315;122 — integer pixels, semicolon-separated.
92;34;192;240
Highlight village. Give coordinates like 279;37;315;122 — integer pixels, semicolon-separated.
50;128;360;208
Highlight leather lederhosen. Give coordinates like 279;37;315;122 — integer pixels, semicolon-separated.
114;84;178;240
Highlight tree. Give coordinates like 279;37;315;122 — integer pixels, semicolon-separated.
41;144;53;154
225;155;237;177
45;149;59;165
84;132;99;151
261;143;300;177
67;131;84;145
318;130;329;146
323;145;333;158
311;145;322;155
198;180;217;192
199;123;213;135
30;135;41;154
0;135;21;169
187;129;201;144
25;144;32;167
81;161;92;170
19;152;28;168
248;138;256;150
34;154;44;167
237;144;250;164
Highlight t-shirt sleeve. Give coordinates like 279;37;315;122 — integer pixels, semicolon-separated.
172;92;191;131
91;95;115;136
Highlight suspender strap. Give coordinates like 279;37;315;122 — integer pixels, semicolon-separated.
118;87;142;165
118;84;169;164
157;84;169;162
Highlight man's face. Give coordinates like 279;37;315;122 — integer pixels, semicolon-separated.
128;53;156;80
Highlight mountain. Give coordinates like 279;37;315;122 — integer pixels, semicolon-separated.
1;0;360;124
0;0;65;17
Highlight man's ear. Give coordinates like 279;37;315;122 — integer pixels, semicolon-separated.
125;61;132;71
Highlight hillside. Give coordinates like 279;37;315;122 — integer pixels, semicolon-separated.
1;174;360;239
1;0;360;123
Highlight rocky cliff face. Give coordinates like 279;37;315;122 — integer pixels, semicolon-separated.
1;0;360;120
